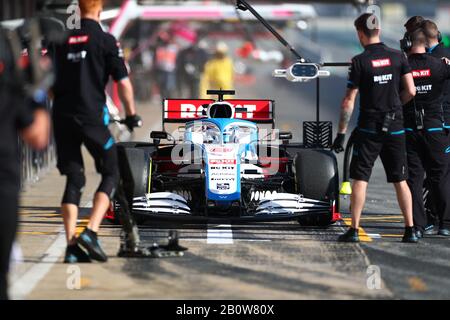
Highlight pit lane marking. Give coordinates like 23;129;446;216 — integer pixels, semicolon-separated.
75;218;90;236
207;224;233;244
10;201;92;299
17;231;59;236
408;276;428;292
342;218;373;242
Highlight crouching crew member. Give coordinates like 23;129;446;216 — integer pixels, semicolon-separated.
332;13;418;243
52;0;141;263
402;28;450;238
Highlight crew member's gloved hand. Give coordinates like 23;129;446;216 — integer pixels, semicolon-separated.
124;115;143;132
332;133;346;153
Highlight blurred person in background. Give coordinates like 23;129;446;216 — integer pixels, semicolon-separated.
176;39;209;98
153;31;179;101
200;42;234;99
51;0;141;264
0;27;50;300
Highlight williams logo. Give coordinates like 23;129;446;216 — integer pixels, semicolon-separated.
445;146;450;154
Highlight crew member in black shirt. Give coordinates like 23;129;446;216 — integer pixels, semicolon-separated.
415;20;450;233
332;13;418;243
402;28;450;237
52;0;142;263
0;27;50;300
423;21;450;148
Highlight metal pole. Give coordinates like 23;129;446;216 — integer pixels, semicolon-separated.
236;0;306;62
316;77;320;147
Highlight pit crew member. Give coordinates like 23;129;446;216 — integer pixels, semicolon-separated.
402;28;450;238
332;13;418;243
52;0;141;263
0;27;50;299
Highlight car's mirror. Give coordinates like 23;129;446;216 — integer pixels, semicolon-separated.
277;131;293;140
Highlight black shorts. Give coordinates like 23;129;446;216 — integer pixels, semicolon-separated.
53;117;118;177
349;128;408;183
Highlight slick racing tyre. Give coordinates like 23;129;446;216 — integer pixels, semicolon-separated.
117;143;156;224
294;149;339;227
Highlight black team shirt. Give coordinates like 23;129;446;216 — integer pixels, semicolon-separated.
403;53;450;129
347;42;411;132
52;19;128;125
428;43;450;125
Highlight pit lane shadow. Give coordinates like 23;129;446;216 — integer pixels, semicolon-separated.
136;221;344;242
119;248;386;299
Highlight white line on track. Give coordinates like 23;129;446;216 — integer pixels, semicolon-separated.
10;228;66;300
10;201;92;300
207;224;234;244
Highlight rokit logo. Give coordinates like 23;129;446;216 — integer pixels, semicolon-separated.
371;58;391;68
416;84;432;93
373;74;392;84
412;69;431;78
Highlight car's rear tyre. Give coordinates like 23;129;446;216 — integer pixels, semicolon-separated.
294;149;339;227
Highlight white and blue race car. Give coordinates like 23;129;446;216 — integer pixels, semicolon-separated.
114;90;340;226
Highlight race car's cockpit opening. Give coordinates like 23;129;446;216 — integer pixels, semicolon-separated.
184;121;257;146
207;102;234;119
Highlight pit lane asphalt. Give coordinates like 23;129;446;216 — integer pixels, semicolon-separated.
10;20;450;300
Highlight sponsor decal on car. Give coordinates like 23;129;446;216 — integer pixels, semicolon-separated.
209;159;237;165
217;183;230;190
205;145;239;195
163;99;273;122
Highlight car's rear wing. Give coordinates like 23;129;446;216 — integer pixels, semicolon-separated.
162;99;275;130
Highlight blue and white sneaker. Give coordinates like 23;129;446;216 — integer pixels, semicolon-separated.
77;228;108;262
64;244;91;264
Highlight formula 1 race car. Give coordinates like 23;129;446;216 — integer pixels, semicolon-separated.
114;89;340;227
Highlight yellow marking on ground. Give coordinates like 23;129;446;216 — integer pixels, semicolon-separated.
408;276;428;292
17;231;59;235
19;212;60;217
362;220;403;224
342;218;373;242
80;277;91;289
380;234;403;238
360;216;403;221
75;219;90;236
